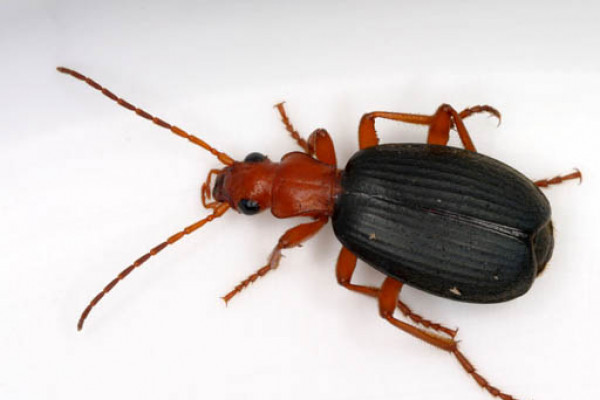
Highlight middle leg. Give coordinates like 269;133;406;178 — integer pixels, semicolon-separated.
358;104;500;152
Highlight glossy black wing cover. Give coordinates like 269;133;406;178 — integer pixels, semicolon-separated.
332;144;552;303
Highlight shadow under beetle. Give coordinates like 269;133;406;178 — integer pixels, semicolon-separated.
58;66;581;400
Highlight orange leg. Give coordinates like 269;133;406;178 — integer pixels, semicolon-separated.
458;105;502;122
336;246;457;337
307;128;337;167
274;102;310;153
274;103;338;167
378;277;519;400
378;277;456;350
222;217;328;303
534;169;582;188
358;104;500;152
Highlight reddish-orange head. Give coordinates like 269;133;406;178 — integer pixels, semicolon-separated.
207;152;277;215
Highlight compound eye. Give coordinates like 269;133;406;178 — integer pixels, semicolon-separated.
244;152;267;163
238;199;260;215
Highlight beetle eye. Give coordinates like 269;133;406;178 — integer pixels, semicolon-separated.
238;199;261;215
244;152;267;163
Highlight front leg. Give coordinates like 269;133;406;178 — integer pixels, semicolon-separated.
307;128;337;167
274;103;338;167
274;102;310;152
222;217;328;303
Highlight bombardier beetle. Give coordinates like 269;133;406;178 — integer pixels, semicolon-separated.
58;67;581;400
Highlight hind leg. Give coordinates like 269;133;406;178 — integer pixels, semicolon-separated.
534;169;582;188
378;277;519;400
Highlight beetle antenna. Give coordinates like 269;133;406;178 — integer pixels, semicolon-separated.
77;203;230;331
56;67;234;166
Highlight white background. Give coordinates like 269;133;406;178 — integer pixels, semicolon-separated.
1;1;599;399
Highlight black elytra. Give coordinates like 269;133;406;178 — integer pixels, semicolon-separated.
332;144;553;303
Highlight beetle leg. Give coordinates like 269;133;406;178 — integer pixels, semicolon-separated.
359;111;432;149
358;104;500;152
458;105;502;124
274;102;310;153
395;296;458;338
335;245;380;296
336;247;457;337
534;169;582;188
222;217;328;304
379;277;456;350
307;129;337;167
428;104;500;151
429;104;476;151
379;277;520;400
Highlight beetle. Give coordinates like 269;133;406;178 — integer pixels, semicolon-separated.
57;67;581;400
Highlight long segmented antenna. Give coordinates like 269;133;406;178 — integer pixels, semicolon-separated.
56;67;234;166
77;203;230;331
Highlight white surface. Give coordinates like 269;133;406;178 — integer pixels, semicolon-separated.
1;1;599;399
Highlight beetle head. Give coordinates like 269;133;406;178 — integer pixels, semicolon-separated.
203;152;277;215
